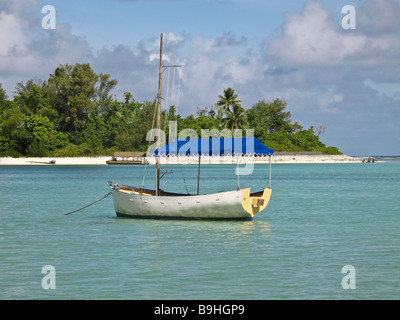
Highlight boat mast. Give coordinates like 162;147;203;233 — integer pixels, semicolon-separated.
156;33;163;196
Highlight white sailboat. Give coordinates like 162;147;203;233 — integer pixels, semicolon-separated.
108;34;274;220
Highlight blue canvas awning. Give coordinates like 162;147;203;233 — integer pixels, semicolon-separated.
153;137;274;157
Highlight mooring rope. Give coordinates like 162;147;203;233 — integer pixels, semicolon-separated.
64;192;112;216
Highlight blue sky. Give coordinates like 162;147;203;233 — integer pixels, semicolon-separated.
1;0;400;155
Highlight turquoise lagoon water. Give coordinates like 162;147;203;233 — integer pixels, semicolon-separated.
0;161;399;300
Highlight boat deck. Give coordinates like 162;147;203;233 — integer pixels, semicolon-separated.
115;184;265;198
116;185;190;197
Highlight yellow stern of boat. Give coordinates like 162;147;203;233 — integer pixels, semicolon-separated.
241;188;272;217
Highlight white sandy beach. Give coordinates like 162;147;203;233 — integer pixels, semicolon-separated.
0;153;363;165
0;156;111;166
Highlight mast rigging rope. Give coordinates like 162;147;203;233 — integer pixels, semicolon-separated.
64;192;112;215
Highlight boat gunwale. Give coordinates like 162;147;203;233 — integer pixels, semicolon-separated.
110;183;268;198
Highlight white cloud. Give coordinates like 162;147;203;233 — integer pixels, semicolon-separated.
267;0;400;67
92;32;258;113
93;42;159;102
174;34;259;113
0;11;28;56
357;0;400;35
0;0;37;14
256;0;400;154
0;0;92;94
316;92;344;113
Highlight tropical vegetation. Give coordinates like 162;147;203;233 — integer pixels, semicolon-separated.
0;63;341;157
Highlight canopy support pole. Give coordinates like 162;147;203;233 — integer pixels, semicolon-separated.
269;155;272;189
197;155;201;195
236;154;240;191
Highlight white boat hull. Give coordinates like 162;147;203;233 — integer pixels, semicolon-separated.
108;182;272;220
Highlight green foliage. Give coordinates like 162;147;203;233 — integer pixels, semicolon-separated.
322;146;342;155
14;84;54;118
289;127;325;151
221;104;248;131
245;99;340;153
247;98;298;134
50;144;88;157
25;115;69;154
0;133;10;154
0;66;342;157
0;83;8;107
0;101;27;154
47;63;117;132
26;138;47;157
216;88;242;114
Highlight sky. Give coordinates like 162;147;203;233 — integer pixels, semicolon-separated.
0;0;399;156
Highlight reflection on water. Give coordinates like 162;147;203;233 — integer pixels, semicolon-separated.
108;217;273;259
239;220;271;235
111;216;271;239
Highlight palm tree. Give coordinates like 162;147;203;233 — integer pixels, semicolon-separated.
216;88;242;114
221;104;248;132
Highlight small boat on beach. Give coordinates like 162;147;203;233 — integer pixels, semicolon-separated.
28;160;56;165
108;34;274;220
106;152;147;165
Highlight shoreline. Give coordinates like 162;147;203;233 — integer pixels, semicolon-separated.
0;154;364;166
